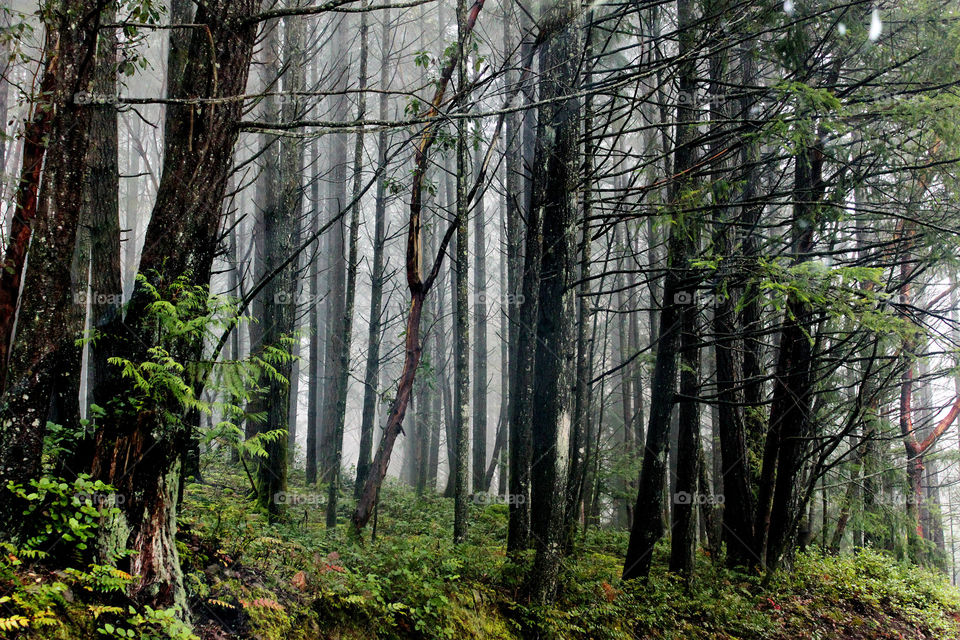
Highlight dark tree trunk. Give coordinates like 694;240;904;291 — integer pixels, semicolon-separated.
709;9;756;568
507;173;540;551
257;3;305;521
737;36;765;461
525;0;581;603
472;135;488;494
319;16;351;487
616;230;634;529
87;0;262;616
62;0;123;477
670;302;701;580
507;0;537;553
623;0;698;582
759;137;825;572
306;134;322;485
0;0;107;505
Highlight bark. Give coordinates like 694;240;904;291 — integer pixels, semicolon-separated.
616;229;634;529
506;0;535;553
760;137;825;572
526;0;581;603
670;301;701;580
710;14;756;568
326;3;369;528
737;35;765;459
507;168;540;551
318;15;350;487
62;0;123;476
0;0;107;505
306;134;322;485
304;51;325;483
88;0;262;616
623;0;698;582
257;2;305;521
452;0;471;544
472;132;488;493
351;0;487;532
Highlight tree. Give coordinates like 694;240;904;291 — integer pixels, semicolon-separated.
355;6;394;498
256;1;306;521
472;128;488;494
87;0;264;614
623;0;700;582
525;0;582;602
0;0;109;506
326;1;370;528
351;0;487;533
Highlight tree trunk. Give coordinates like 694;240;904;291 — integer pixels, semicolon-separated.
88;0;263;616
306;133;322;485
709;9;756;568
257;3;305;521
452;0;471;544
670;299;701;580
319;15;351;487
0;0;107;505
325;4;368;528
760;136;825;572
472;132;488;494
623;0;698;582
66;0;123;475
525;0;581;603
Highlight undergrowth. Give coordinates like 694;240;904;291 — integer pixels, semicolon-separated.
2;464;959;639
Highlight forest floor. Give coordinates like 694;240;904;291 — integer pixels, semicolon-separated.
179;467;960;639
4;464;960;639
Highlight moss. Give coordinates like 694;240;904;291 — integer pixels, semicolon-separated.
6;468;960;640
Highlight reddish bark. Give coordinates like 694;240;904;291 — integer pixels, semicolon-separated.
352;0;486;532
0;32;59;391
898;222;960;538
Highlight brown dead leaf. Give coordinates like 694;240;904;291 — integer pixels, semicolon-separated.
291;570;308;591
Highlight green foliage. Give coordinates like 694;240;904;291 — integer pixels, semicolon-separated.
93;273;294;497
6;474;121;553
0;475;195;640
168;470;960;640
768;549;960;637
11;473;958;640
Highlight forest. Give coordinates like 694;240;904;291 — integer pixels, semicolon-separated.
3;0;960;638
